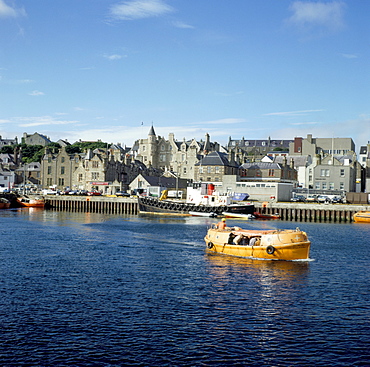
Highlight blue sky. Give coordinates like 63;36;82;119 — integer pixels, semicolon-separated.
0;0;369;151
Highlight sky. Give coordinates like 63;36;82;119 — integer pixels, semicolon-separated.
0;0;369;152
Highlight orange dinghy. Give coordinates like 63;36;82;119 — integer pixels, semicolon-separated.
17;196;45;208
353;211;370;223
205;224;311;261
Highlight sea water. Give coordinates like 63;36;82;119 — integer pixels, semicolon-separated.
0;208;369;366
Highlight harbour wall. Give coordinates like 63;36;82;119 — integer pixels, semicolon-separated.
254;201;369;223
46;196;138;215
42;196;370;223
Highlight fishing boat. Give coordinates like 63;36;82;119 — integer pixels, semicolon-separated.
204;224;310;261
17;196;45;208
0;198;10;209
138;183;254;216
353;211;370;223
253;211;281;220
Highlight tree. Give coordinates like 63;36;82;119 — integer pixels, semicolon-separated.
0;145;14;154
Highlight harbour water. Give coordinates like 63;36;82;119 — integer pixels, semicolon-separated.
1;208;369;366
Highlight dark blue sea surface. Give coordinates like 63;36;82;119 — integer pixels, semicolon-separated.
0;208;369;366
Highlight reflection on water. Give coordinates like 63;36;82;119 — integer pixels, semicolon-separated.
0;210;369;366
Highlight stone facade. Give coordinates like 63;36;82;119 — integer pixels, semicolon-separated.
22;132;51;146
134;126;220;181
41;145;160;194
228;136;293;164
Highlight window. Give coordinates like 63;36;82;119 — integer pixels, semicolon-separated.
215;167;219;173
322;182;327;190
92;172;99;180
340;182;344;190
340;169;345;177
58;178;64;186
92;161;99;168
207;167;211;173
268;169;275;177
48;157;52;163
315;182;320;190
61;166;65;175
47;178;52;186
199;167;203;173
320;169;330;177
183;167;187;174
161;145;165;151
78;174;83;182
329;182;334;190
47;166;52;175
61;157;65;163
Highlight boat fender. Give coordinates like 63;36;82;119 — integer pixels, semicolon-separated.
207;242;214;249
266;245;275;255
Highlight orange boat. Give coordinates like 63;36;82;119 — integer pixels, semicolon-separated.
353;211;370;223
17;196;45;208
205;224;311;261
0;198;11;209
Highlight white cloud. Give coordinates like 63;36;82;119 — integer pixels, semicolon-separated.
28;90;44;96
264;109;324;116
103;54;125;60
172;20;194;29
109;0;173;21
341;53;358;59
0;0;26;18
287;1;345;30
17;116;78;127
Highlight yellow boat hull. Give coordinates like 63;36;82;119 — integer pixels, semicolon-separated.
353;211;370;223
204;226;311;261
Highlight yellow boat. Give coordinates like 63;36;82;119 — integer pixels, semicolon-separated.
204;224;311;261
353;211;370;223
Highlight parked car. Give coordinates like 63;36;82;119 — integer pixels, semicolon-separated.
77;190;88;195
331;196;342;204
306;195;318;203
317;195;331;203
42;189;59;195
87;191;102;196
115;191;130;197
291;195;306;202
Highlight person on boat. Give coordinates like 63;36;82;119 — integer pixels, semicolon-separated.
217;218;227;229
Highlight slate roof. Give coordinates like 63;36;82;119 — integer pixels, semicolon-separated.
195;151;235;167
274;155;310;167
241;162;281;170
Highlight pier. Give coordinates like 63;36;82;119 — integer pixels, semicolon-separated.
46;196;138;215
255;201;369;223
42;196;370;223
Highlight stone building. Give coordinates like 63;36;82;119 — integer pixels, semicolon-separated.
194;151;239;183
239;159;297;184
289;134;357;192
227;136;293;163
41;144;160;193
134;126;220;182
22;132;51;146
0;136;18;148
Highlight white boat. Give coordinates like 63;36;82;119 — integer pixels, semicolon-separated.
189;211;218;218
222;212;254;220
